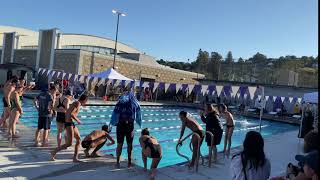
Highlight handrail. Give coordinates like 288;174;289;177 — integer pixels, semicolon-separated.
176;132;202;172
205;131;214;167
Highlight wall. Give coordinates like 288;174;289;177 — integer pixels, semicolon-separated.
53;49;80;74
79;50;203;84
13;49;37;66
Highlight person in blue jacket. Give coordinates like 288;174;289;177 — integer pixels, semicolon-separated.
110;89;142;168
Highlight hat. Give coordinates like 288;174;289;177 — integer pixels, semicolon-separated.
295;150;318;171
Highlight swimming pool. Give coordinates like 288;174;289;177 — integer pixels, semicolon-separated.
0;96;298;168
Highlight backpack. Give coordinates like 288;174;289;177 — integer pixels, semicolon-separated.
37;91;53;117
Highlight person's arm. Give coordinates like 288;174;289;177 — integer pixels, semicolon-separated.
34;97;39;110
71;102;81;124
200;112;207;123
178;122;186;144
64;98;70;113
105;133;115;146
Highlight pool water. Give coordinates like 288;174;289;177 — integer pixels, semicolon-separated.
0;96;298;168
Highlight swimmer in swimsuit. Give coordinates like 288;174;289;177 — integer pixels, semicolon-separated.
139;128;162;180
219;104;235;158
0;77;18;128
8;84;23;138
51;94;88;162
178;111;204;169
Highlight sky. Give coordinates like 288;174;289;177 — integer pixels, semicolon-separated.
0;0;318;61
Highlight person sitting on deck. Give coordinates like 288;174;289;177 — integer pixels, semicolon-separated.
82;125;115;158
178;111;204;169
139;128;162;180
231;131;271;180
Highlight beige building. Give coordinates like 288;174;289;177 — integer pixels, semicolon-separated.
0;26;204;84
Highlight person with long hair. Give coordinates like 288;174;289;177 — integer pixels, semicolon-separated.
231;131;271;180
199;104;223;162
8;84;23;138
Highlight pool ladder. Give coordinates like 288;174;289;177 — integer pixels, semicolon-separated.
176;131;214;172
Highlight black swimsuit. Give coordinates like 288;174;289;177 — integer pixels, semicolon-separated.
56;98;66;123
2;97;9;107
144;137;161;158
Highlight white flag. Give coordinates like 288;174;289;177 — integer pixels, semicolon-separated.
258;95;262;101
215;85;223;96
142;82;149;88
73;74;79;82
164;83;170;93
153;82;159;93
297;98;302;103
248;86;257;100
273;96;277;102
41;69;47;75
176;83;182;93
98;78;105;86
265;95;269;101
188;84;195;95
78;75;85;83
201;85;209;95
61;73;66;79
289;97;293;103
125;80;131;87
231;85;240;97
56;72;61;79
46;70;52;76
280;97;285;102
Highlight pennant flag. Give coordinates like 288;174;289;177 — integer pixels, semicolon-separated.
97;78;105;86
273;96;277;102
187;84;195;95
46;70;52;76
231;85;240;97
248;86;257;100
41;69;47;75
265;95;269;101
244;94;248;99
124;80;131;87
142;81;149;88
201;85;208;95
56;72;61;79
48;70;55;77
152;82;159;92
258;95;262;101
176;83;182;93
73;74;79;82
67;73;72;80
164;83;170;93
78;75;85;83
61;73;66;79
37;68;42;73
215;85;223;96
289;97;293;103
280;97;285;102
297;97;302;103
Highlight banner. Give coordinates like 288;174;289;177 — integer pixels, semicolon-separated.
201;85;208;95
280;96;285;103
176;83;182;93
297;98;302;103
289;97;293;103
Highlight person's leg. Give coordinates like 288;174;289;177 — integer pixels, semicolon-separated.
51;126;73;161
12;111;20;137
73;126;81;162
56;122;64;148
212;145;217;162
116;125;124;168
126;127;134;167
150;158;161;180
8;110;15;136
0;108;9;128
226;127;234;158
142;152;147;171
91;138;107;157
116;142;123;168
190;135;199;168
223;128;229;155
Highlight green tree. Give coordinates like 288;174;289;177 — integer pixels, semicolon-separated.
209;52;223;80
250;52;267;63
225;51;233;63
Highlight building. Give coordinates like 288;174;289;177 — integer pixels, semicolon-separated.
0;26;204;84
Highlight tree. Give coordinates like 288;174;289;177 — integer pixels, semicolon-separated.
209;52;223;80
250;52;267;63
225;51;233;63
195;49;210;76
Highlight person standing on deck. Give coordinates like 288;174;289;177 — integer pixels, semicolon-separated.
34;85;54;146
54;90;73;148
109;90;142;168
219;104;235;158
8;84;23;138
200;104;223;162
0;77;18;128
51;94;88;162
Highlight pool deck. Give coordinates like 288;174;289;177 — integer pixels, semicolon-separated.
0;122;303;180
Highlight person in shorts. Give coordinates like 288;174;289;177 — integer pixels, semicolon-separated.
200;104;223;162
81;125;115;158
34;85;54;147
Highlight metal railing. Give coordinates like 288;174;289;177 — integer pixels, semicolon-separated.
176;132;203;172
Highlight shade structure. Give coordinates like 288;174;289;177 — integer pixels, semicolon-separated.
88;68;132;81
302;92;318;104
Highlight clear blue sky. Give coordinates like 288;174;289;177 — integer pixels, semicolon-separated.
0;0;318;61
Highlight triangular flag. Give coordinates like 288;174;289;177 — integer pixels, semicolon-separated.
164;83;170;93
176;83;182;93
244;94;248;99
231;85;240;97
153;82;159;93
56;72;61;78
248;86;257;100
97;78;105;86
41;69;47;75
67;73;72;80
273;96;277;102
49;70;56;77
297;98;302;103
289;97;293;103
201;85;209;95
188;84;195;95
46;70;52;76
125;80;131;87
61;73;66;79
280;97;285;103
37;68;42;73
215;85;223;96
78;75;85;83
73;74;79;82
265;95;269;101
258;95;262;101
142;81;149;88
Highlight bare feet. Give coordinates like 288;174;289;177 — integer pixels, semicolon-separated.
73;158;82;163
50;152;56;161
115;163;120;169
84;149;90;158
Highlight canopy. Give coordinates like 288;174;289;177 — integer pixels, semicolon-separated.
88;68;132;81
302;92;318;104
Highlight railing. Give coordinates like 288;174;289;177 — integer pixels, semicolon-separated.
176;132;202;172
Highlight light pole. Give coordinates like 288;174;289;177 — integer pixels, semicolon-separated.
112;9;126;69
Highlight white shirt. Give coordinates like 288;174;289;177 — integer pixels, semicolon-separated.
230;155;271;180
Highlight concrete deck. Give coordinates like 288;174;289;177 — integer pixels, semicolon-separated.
0;122;302;180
